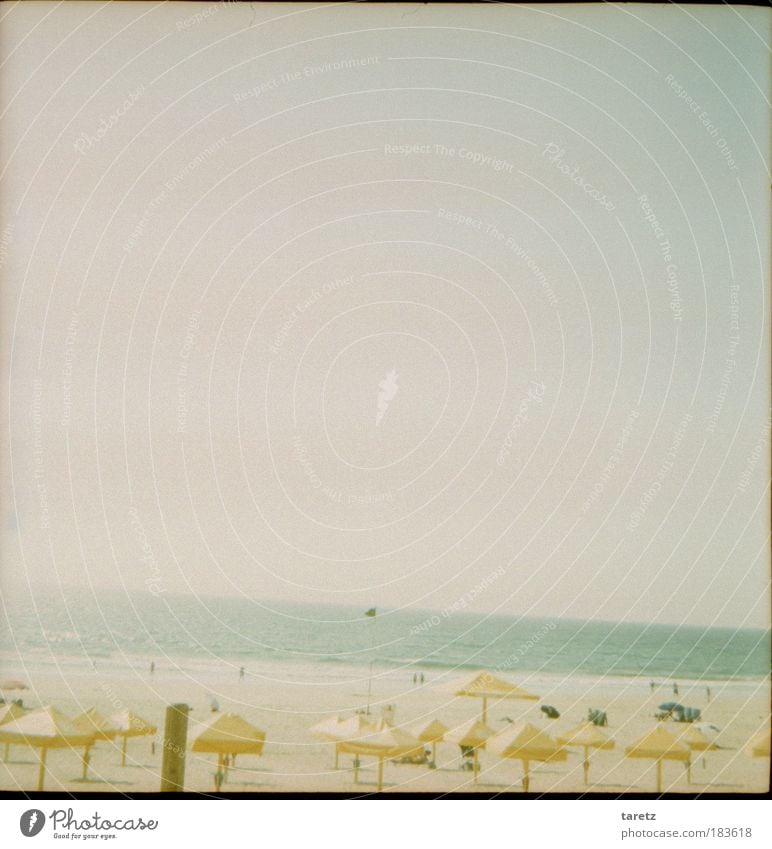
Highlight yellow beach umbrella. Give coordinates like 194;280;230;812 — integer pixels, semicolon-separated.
337;725;422;791
443;718;494;784
0;678;28;692
73;709;120;781
557;722;614;786
109;709;157;766
191;713;266;789
675;725;718;785
443;671;539;723
408;718;449;763
488;721;566;792
746;729;770;758
625;726;690;792
0;706;95;790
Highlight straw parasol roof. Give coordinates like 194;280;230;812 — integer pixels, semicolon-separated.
625;726;690;792
443;718;493;749
109;709;157;766
488;721;567;792
191;713;266;756
0;706;95;790
409;718;448;744
110;709;156;737
337;725;422;792
444;718;495;784
309;714;385;769
0;678;28;691
73;708;120;741
747;729;770;758
443;671;539;722
408;718;448;763
557;722;614;786
309;715;346;741
677;726;717;753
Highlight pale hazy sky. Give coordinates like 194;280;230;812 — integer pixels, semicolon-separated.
1;2;769;628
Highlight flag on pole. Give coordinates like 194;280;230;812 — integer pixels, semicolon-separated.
364;608;376;618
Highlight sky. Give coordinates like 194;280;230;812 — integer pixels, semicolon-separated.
0;2;769;629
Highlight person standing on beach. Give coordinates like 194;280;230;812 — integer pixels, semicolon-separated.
706;686;711;702
239;666;245;681
150;661;155;675
649;681;655;693
673;682;679;696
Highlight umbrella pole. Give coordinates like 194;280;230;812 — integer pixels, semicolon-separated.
121;735;127;767
481;697;487;724
334;743;339;769
2;743;8;761
377;756;384;792
523;760;530;793
687;759;691;785
37;747;47;792
583;747;590;786
353;756;359;784
82;746;91;781
473;748;479;784
656;759;662;793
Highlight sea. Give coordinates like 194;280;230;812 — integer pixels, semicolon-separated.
1;587;769;682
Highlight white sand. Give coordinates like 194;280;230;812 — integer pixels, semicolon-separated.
1;656;768;794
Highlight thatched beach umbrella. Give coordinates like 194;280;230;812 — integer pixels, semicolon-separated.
0;678;28;692
488;721;566;792
312;714;384;769
0;706;94;790
443;718;493;783
746;729;770;758
191;713;266;790
109;709;157;766
674;725;717;784
408;718;448;764
337;725;421;791
557;722;614;785
443;671;538;723
73;709;120;780
625;726;690;792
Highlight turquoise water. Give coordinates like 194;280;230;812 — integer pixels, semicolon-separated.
1;587;768;681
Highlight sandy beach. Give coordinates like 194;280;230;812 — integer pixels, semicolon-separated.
1;655;768;794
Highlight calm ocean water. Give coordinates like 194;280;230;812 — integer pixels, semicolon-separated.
1;588;769;681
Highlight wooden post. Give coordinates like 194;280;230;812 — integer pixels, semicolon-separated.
81;746;91;781
160;703;190;792
120;735;127;767
377;756;384;791
473;748;479;784
583;748;590;786
334;743;339;769
37;747;47;792
2;742;9;761
687;759;691;785
481;697;487;724
523;759;530;793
